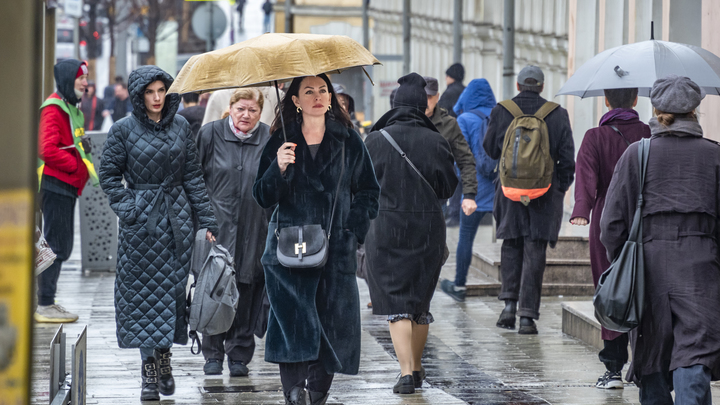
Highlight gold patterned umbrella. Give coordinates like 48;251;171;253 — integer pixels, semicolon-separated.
168;33;381;94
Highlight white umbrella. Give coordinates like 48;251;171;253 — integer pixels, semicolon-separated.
557;40;720;98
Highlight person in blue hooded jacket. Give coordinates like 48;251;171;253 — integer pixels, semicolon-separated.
440;78;497;302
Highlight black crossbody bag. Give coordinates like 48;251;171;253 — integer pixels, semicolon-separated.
275;145;345;268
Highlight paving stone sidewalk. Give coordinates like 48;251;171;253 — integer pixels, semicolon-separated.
30;218;720;404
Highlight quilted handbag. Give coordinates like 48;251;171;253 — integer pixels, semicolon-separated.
593;138;649;333
276;145;344;269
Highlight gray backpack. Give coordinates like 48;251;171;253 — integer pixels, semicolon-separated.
187;233;239;354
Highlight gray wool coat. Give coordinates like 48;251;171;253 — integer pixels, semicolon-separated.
601;118;720;384
99;66;218;349
196;118;272;284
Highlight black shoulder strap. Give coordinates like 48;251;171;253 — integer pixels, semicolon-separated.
610;125;631;147
379;129;437;197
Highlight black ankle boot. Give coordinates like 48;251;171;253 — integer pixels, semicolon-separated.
308;390;330;405
141;357;160;401
284;385;307;405
496;300;517;329
155;349;175;396
518;316;538;335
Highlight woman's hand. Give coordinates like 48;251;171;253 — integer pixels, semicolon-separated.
277;142;297;174
206;230;216;242
570;217;589;226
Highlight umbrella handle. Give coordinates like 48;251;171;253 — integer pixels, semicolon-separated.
275;80;288;143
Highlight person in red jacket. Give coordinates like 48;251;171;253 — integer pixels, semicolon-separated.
36;59;91;323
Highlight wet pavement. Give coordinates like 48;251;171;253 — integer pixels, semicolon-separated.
30;216;720;404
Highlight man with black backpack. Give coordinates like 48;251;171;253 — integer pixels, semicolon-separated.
482;65;575;334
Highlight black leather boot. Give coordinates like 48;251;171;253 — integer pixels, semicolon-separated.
518;316;538;334
284;385;307;405
496;300;517;329
308;390;330;405
155;349;175;396
141;357;160;401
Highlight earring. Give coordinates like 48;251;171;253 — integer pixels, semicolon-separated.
296;106;302;113
327;105;332;112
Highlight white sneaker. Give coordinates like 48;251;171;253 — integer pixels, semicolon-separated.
596;370;624;389
34;305;78;323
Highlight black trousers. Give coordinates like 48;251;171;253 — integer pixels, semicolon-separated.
599;333;629;373
38;190;76;306
279;360;334;394
201;280;265;364
445;179;463;223
498;237;548;319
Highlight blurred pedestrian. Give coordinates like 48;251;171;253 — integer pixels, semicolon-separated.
423;75;477;228
440;78;498;302
438;62;465;118
196;88;271;378
36;59;92;323
236;0;246;31
99;65;218;401
601;75;720;405
81;80;104;131
570;87;649;389
332;83;361;130
202;87;281;127
364;73;458;395
253;74;379;405
110;82;133;123
438;63;467;225
483;65;575;334
262;0;273;33
177;92;206;140
103;75;123;111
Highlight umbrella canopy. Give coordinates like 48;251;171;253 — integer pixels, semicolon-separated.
557;40;720;98
168;33;381;94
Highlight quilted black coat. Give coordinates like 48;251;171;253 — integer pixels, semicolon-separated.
253;118;379;375
99;66;218;349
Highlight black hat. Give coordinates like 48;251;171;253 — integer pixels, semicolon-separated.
446;63;465;82
393;73;428;111
423;76;439;96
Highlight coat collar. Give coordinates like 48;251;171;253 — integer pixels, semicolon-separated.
371;106;439;133
649;117;704;138
277;118;350;191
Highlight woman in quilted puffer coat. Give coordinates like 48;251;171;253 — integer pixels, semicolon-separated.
99;65;218;401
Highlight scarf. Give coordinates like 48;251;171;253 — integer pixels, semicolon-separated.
228;117;260;141
599;107;638;126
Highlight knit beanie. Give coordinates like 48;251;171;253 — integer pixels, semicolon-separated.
76;63;88;78
445;63;465;82
393;73;428;111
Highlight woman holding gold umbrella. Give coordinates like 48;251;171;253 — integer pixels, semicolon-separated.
253;73;380;405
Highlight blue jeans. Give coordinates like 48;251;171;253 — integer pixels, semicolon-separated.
454;211;491;287
639;364;712;405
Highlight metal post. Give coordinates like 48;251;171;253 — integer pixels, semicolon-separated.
402;0;411;75
502;0;515;100
285;0;293;33
453;0;463;63
43;6;56;100
73;17;80;59
362;0;369;49
207;4;213;52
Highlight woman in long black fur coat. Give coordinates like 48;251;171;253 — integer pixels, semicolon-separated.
252;73;380;405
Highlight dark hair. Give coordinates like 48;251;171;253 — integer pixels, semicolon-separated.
114;75;124;84
518;78;542;93
182;92;200;104
604;88;638;109
654;108;697;127
270;73;352;134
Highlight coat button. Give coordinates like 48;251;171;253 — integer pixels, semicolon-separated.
236;165;243;171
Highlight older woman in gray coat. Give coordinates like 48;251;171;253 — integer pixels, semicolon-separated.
196;88;272;377
601;75;720;405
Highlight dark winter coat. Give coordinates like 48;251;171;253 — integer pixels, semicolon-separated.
483;91;575;244
429;107;477;199
252;118;379;375
197;118;271;284
571;113;650;341
81;94;104;131
178;105;206;140
99;66;218;349
364;107;458;315
438;81;465;118
453;78;498;212
600;117;720;384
